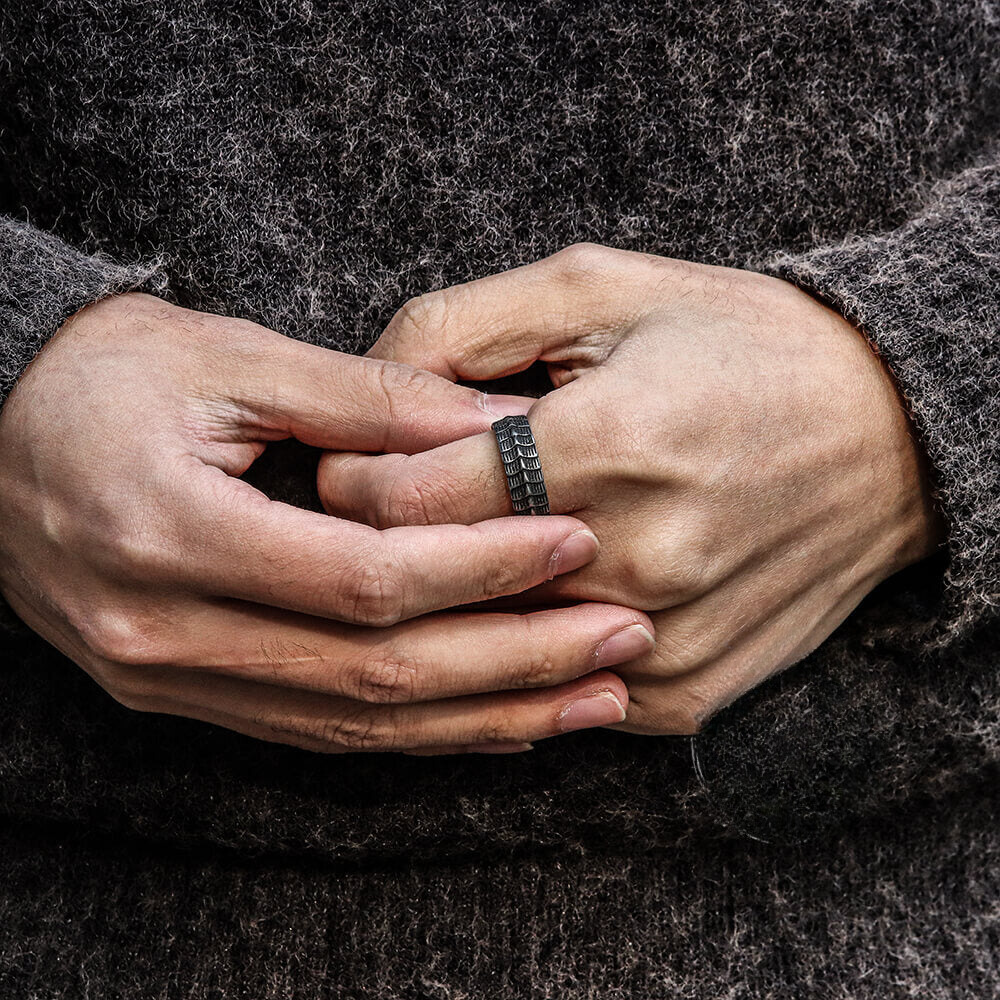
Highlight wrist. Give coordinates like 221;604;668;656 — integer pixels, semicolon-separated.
775;275;946;582
844;312;947;575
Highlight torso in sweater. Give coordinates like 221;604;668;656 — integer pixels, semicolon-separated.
1;1;998;856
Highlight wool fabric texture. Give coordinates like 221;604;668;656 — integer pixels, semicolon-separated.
1;2;999;996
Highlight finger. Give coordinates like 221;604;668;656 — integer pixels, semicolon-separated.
368;243;653;379
607;563;881;736
220;328;534;453
183;463;602;625
320;434;516;526
167;599;656;703
131;666;630;753
318;393;589;527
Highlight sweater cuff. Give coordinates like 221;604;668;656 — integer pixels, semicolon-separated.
758;158;1000;652
0;217;168;636
0;216;167;409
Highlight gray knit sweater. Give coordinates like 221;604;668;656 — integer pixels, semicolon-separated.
1;3;999;997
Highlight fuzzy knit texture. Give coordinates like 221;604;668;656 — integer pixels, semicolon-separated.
1;1;1000;997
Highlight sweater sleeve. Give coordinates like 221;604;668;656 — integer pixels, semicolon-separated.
0;215;167;634
760;149;1000;653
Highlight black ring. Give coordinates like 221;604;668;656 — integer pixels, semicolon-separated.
491;414;551;515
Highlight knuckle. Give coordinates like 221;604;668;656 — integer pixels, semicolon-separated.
370;361;445;442
376;358;440;400
478;560;524;601
76;608;166;667
663;547;714;604
96;513;181;582
624;539;712;609
549;241;613;281
380;466;437;528
514;652;559;688
203;315;269;360
640;684;716;736
614;554;664;610
338;556;406;627
510;619;560;688
73;292;170;338
321;709;398;751
220;314;276;347
351;651;420;704
93;659;164;713
389;290;451;344
668;684;718;735
257;708;397;751
103;674;155;713
663;560;711;605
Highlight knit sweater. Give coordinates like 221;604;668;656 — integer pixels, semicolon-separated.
1;2;999;997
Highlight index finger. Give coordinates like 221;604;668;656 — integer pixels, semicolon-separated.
368;243;650;379
178;461;601;626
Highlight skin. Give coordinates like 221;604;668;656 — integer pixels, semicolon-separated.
318;243;946;746
0;292;659;756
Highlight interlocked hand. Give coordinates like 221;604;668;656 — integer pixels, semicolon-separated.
319;244;944;737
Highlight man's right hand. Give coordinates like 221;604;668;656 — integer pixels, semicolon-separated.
0;293;652;754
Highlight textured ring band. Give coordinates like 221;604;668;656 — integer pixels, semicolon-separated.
491;414;551;516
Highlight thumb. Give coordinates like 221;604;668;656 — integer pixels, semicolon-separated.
368;243;640;381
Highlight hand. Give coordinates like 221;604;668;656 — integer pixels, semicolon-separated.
0;291;655;754
318;244;945;735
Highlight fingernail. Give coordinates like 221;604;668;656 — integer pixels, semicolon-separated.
557;690;627;733
548;528;599;579
595;624;655;668
481;393;535;418
464;741;535;754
